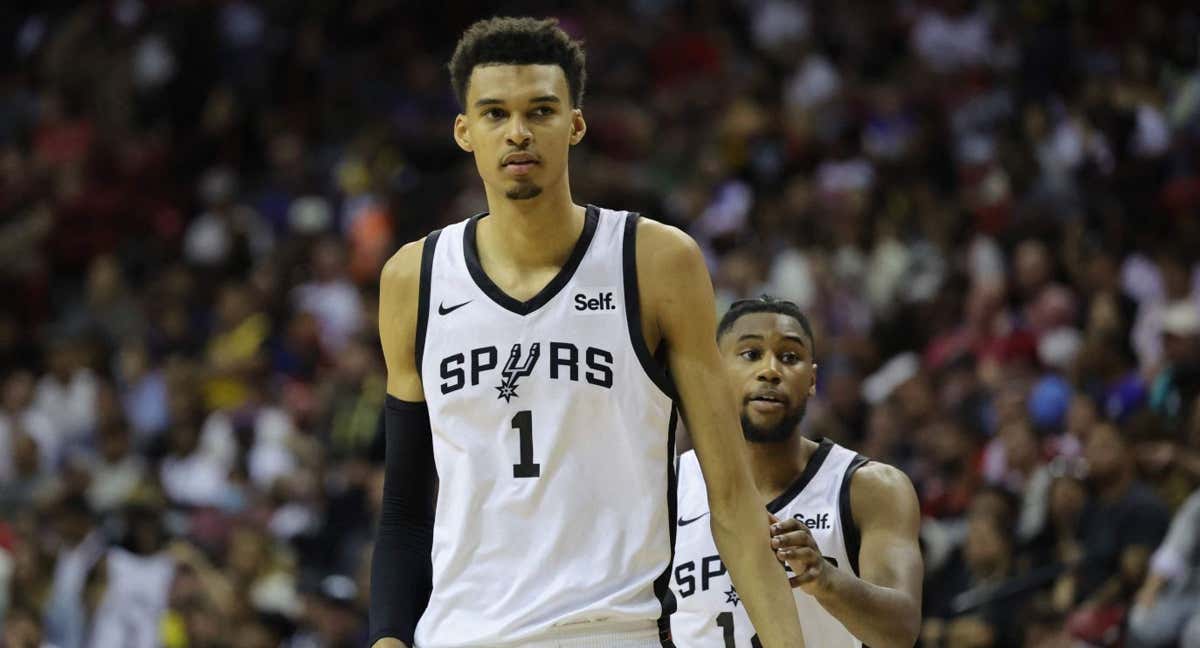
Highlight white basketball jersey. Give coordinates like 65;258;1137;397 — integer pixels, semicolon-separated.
669;440;869;648
415;206;679;647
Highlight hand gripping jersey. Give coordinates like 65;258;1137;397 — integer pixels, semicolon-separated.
414;206;679;647
670;440;869;648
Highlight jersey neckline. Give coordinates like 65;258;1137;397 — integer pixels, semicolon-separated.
765;437;835;514
463;205;600;316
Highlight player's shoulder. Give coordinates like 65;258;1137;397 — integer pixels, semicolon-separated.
848;460;919;527
378;237;431;333
631;217;706;286
633;216;701;257
380;237;428;292
850;460;914;497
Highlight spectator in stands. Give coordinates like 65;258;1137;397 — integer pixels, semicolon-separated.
87;498;175;648
42;495;104;648
1062;420;1171;640
1129;488;1200;647
923;499;1022;648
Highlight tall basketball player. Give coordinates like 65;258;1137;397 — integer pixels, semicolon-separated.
670;297;923;647
369;18;805;648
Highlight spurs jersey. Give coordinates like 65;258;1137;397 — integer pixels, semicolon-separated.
414;206;679;647
670;440;869;648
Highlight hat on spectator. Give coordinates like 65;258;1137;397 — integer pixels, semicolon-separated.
1162;301;1200;337
1038;327;1083;371
1029;374;1071;431
288;196;333;234
862;352;919;405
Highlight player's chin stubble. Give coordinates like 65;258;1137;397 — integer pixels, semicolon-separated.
506;184;543;200
741;402;807;444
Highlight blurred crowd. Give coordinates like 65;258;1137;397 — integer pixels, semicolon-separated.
1;1;1200;647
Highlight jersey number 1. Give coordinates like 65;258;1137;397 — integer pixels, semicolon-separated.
716;612;761;648
512;410;540;478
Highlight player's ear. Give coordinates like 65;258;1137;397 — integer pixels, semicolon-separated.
809;363;818;396
569;109;586;146
454;114;473;152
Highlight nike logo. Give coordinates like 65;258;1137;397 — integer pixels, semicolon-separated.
678;513;709;527
438;300;472;316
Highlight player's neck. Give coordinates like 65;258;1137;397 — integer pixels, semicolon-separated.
480;184;585;268
748;435;818;504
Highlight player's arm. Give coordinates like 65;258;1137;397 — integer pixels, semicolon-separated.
773;463;923;648
638;221;805;648
370;240;432;648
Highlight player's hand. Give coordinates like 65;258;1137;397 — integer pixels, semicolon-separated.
769;514;833;595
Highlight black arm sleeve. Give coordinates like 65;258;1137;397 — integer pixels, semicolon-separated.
369;396;435;646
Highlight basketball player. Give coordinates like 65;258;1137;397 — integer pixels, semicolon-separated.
670;297;923;647
369;18;805;648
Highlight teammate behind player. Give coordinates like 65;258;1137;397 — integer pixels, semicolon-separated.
369;18;805;648
671;297;922;647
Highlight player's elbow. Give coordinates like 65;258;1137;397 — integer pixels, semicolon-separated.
876;603;920;648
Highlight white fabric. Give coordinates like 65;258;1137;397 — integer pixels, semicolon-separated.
199;411;237;473
669;444;863;647
33;369;97;443
415;207;676;647
751;0;811;50
248;407;298;489
87;548;174;648
0;408;58;479
86;455;146;512
785;55;841;110
912;9;992;72
815;158;874;196
764;247;816;310
293;279;363;354
1133;103;1171;158
160;451;230;507
1134;298;1200;370
417;620;661;648
1150;489;1200;584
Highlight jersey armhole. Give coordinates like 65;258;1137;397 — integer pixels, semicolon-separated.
414;229;442;376
839;454;871;577
621;213;678;399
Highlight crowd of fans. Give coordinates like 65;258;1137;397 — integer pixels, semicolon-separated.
1;1;1199;646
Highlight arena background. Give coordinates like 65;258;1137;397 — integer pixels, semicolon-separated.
2;1;1200;647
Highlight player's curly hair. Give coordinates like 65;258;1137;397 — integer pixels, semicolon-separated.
448;17;587;110
718;296;816;355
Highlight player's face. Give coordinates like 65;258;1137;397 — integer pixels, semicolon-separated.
453;64;585;201
719;313;817;443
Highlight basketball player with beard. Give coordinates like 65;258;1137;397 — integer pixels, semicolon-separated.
670;297;923;647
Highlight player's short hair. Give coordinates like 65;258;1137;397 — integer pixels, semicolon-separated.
448;17;587;110
718;296;816;354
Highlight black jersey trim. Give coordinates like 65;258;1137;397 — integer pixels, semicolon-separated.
766;438;834;514
622;213;678;399
839;454;871;577
414;229;442;376
655;404;680;646
462;205;599;316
